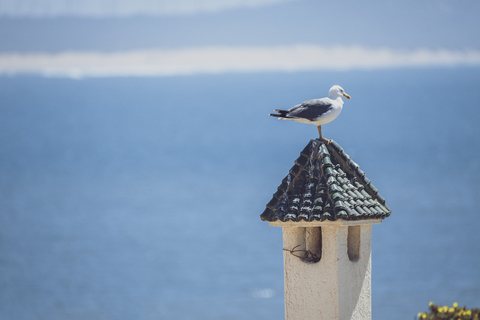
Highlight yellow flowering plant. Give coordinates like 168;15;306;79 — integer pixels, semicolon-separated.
416;302;479;320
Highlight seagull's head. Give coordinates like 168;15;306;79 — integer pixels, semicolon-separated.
329;85;351;100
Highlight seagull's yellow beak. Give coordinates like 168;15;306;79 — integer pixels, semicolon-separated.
343;93;351;99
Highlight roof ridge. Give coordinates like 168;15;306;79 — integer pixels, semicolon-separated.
327;140;388;206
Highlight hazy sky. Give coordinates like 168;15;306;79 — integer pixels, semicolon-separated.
0;0;295;16
1;0;480;77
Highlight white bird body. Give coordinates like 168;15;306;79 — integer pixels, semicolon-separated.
270;85;350;126
269;85;351;141
283;96;345;126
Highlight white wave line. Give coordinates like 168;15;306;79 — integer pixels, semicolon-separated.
1;45;480;78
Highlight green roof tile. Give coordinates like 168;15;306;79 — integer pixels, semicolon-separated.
260;139;391;222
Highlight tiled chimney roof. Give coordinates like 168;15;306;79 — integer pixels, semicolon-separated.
261;139;391;222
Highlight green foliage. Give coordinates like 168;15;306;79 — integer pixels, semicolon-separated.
416;302;480;320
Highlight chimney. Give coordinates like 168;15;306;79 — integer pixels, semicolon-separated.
261;139;391;320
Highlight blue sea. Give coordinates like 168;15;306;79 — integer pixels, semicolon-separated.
1;68;479;320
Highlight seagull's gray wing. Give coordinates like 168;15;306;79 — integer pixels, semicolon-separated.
286;99;333;121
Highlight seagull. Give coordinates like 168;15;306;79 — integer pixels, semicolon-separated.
269;85;351;144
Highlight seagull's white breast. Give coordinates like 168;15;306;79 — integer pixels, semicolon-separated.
311;98;344;126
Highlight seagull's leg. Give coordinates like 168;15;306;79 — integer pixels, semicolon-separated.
317;125;331;145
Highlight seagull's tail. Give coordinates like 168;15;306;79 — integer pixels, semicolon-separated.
269;109;289;118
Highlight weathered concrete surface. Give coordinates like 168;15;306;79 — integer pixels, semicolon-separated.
282;222;375;320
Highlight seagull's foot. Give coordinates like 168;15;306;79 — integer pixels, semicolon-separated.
321;138;332;145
